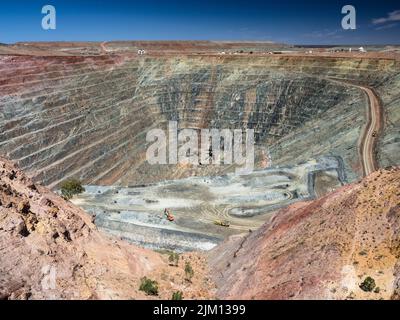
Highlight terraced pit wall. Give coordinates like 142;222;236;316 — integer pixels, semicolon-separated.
0;54;399;187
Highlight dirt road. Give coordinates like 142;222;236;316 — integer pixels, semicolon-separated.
358;86;382;176
100;41;109;54
329;79;382;176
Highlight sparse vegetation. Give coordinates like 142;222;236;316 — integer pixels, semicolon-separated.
60;179;85;200
184;261;194;282
139;277;159;296
171;291;183;300
168;252;180;266
359;250;367;256
360;276;376;292
154;249;174;255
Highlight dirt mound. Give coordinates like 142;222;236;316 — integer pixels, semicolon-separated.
209;167;400;300
0;157;214;300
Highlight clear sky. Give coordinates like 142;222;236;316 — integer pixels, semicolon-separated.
1;0;399;44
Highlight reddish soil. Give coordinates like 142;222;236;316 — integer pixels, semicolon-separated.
209;167;400;300
0;157;214;300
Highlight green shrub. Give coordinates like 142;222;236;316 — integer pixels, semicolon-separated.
360;277;376;292
168;252;180;266
171;291;183;300
139;277;159;296
184;262;194;282
60;179;85;200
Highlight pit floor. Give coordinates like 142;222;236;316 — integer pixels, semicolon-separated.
72;156;344;252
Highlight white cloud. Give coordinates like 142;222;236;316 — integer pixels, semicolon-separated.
375;23;398;31
372;10;400;25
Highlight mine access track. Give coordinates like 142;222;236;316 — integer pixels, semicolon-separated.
357;85;382;176
328;79;382;177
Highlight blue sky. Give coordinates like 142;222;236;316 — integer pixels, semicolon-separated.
1;0;399;44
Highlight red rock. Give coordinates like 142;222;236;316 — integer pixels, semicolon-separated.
0;157;214;300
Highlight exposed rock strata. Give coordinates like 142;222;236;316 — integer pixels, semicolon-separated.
209;167;400;300
1;46;398;187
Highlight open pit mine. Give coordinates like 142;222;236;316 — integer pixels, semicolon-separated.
0;42;400;300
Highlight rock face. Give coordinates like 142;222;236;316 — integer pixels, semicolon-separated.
376;72;400;169
1;43;399;188
0;157;214;300
209;167;400;300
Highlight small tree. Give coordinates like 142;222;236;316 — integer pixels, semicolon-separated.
360;277;376;292
139;277;159;296
60;179;85;200
168;252;180;267
171;291;183;300
184;262;194;282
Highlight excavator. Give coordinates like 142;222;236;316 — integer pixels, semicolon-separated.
164;208;175;222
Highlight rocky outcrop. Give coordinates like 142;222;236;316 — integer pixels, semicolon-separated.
0;157;214;300
209;167;400;300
